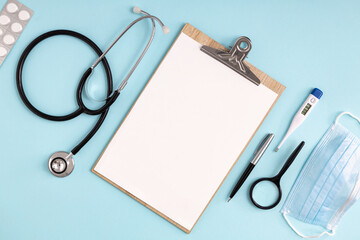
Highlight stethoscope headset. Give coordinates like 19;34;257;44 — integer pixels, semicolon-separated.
16;7;169;177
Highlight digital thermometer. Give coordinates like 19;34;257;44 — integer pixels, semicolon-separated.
276;88;323;152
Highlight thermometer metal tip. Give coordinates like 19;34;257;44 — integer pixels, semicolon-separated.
276;88;323;151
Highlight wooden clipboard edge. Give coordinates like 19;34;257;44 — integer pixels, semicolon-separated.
92;23;285;234
92;170;189;233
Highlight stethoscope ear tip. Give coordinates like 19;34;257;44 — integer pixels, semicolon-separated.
133;6;142;14
132;6;170;35
162;26;170;34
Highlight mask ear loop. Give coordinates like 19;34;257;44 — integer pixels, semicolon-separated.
327;170;360;231
335;112;360;125
282;212;335;238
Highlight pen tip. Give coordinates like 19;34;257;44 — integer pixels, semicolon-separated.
227;198;231;202
275;148;279;152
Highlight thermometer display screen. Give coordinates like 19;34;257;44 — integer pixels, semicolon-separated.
301;103;312;115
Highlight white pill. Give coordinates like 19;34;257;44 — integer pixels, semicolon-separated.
0;47;7;57
18;10;30;21
0;28;3;35
3;34;15;45
6;3;18;13
0;15;10;25
11;22;22;32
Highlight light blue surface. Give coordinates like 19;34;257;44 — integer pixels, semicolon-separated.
1;0;360;239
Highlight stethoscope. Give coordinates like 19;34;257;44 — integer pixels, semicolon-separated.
16;7;169;177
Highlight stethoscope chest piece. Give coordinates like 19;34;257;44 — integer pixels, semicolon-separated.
48;151;74;177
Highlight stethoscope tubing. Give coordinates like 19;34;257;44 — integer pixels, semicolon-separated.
16;30;113;121
16;7;169;177
16;30;114;155
16;12;162;156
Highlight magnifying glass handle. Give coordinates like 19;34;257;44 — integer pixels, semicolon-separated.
276;141;305;178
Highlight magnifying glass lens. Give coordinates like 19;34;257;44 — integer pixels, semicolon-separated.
252;180;279;207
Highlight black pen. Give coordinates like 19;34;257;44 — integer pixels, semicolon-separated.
227;133;274;202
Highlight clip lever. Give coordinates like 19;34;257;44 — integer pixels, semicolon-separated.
200;37;261;85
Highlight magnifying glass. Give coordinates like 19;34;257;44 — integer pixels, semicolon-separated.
249;141;305;210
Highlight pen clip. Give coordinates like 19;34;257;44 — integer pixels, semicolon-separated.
254;134;272;155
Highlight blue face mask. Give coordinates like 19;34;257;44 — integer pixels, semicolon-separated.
281;112;360;238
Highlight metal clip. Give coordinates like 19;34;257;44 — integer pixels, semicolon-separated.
200;37;261;85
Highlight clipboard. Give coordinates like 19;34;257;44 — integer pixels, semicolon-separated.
92;23;285;233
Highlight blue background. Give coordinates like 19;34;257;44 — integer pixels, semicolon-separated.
1;0;360;239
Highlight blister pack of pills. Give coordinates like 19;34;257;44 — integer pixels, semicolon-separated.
0;0;33;67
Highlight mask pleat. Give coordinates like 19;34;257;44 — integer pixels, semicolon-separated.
281;112;360;237
300;135;354;221
282;124;345;214
310;136;359;226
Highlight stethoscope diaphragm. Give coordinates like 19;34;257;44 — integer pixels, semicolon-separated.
48;151;74;177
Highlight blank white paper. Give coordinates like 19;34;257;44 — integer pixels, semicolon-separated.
94;33;278;231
